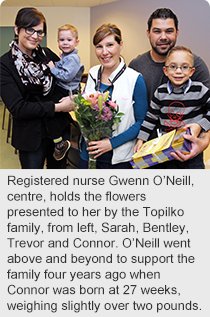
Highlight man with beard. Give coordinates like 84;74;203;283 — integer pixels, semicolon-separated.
129;8;210;102
129;8;210;162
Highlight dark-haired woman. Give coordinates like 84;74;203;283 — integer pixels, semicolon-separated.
79;24;148;169
0;7;74;168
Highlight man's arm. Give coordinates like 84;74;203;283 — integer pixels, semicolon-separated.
171;130;210;161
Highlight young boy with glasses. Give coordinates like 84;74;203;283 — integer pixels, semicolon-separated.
134;46;210;168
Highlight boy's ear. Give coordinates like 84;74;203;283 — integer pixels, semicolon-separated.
189;67;195;77
163;66;168;77
76;39;80;46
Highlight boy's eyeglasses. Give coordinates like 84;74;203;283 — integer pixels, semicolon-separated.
165;65;194;72
25;27;45;37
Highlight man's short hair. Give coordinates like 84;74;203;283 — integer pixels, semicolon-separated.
147;8;179;32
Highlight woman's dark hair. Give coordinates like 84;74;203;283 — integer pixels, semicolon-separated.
15;7;47;36
93;23;122;46
147;8;179;32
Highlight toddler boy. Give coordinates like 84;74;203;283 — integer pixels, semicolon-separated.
48;24;84;161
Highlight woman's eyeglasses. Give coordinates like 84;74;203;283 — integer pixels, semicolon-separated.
25;27;45;37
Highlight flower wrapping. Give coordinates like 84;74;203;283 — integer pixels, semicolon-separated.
131;127;192;169
73;92;124;168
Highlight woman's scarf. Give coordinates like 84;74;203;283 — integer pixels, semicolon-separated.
10;40;53;96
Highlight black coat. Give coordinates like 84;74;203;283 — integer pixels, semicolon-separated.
0;46;71;151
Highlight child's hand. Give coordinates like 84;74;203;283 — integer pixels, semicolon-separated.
185;123;202;137
48;61;55;69
133;139;143;154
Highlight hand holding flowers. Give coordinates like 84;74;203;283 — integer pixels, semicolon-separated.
87;138;112;159
73;91;124;168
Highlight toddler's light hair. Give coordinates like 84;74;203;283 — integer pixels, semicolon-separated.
58;24;78;39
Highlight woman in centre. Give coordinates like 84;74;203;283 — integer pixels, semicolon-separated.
79;24;148;169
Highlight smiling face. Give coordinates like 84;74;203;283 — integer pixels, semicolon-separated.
15;22;44;56
95;34;123;73
147;18;179;62
58;29;79;54
163;50;195;87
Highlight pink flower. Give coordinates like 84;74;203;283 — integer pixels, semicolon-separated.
94;104;99;111
85;95;98;107
108;100;117;110
95;106;113;122
101;107;113;121
83;92;106;108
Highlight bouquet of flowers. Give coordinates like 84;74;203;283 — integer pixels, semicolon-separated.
73;91;124;168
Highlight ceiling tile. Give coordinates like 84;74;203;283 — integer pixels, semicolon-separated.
76;0;101;7
27;0;55;6
1;0;30;6
1;0;120;7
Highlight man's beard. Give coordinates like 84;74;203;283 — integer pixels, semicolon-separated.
152;41;174;56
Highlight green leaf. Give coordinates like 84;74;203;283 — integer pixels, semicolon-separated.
74;97;80;104
114;117;122;123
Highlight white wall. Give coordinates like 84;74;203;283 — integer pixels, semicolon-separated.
90;0;210;71
1;1;210;74
0;6;90;72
